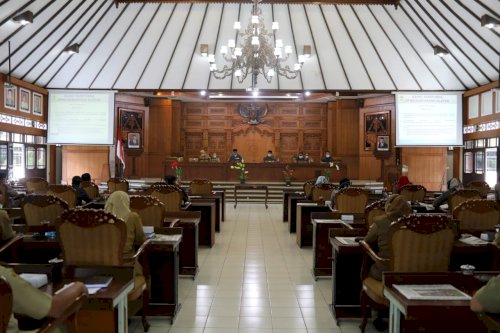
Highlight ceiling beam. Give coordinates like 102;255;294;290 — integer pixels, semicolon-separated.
114;0;400;7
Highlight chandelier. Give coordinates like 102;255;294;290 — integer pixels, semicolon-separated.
207;0;307;90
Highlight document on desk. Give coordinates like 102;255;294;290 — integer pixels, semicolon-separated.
154;234;182;243
19;273;48;288
335;237;359;245
459;234;489;246
84;275;113;288
393;284;471;300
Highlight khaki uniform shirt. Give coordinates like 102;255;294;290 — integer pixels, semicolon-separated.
475;275;500;313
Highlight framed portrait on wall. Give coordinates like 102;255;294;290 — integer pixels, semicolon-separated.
376;135;390;151
33;92;43;116
127;132;140;148
4;84;17;110
19;88;30;113
365;111;389;150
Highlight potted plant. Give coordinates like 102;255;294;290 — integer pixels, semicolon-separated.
283;165;294;186
171;160;183;180
230;160;248;183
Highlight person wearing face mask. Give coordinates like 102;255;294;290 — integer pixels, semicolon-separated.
321;151;333;163
294;152;307;162
263;150;277;162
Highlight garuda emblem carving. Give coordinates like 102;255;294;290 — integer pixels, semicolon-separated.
239;104;267;125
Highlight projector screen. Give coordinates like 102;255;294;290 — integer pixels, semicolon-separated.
395;92;463;147
47;90;115;145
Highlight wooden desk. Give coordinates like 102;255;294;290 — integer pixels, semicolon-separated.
164;211;201;278
328;234;498;323
234;184;268;209
147;232;182;321
288;197;312;233
296;203;331;247
311;212;365;279
283;190;304;222
190;196;221;232
214;190;225;222
189;201;216;247
383;272;494;333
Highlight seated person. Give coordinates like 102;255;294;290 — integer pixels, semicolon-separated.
329;178;351;209
228;149;242;162
294;152;308;162
1;264;87;333
71;175;92;206
395;175;411;193
363;194;412;330
321;151;333;163
104;191;146;275
81;172;92;182
433;177;462;208
199;149;210;162
210;152;220;162
0;209;14;243
305;153;311;162
471;275;500;313
263;150;277;163
0;172;24;208
164;174;189;205
306;175;329;199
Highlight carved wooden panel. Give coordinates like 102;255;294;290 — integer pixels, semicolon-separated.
281;121;298;128
304;121;322;128
279;107;299;115
280;134;299;151
186;120;203;127
207;120;226;127
303;107;323;116
184;132;203;151
185;107;203;115
207;107;226;115
208;133;226;152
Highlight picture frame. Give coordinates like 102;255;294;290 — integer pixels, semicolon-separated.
127;132;140;149
19;88;30;113
365;111;389;150
376;135;390;151
4;84;17;110
33;92;43;116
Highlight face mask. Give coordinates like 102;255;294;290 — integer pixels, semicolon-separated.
267;154;272;157
325;154;330;158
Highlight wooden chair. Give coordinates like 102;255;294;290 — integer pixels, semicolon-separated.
189;179;213;196
334;187;369;214
130;195;166;227
303;179;316;196
107;177;129;193
399;184;426;202
79;181;99;199
22;195;69;226
0;277;12;333
359;214;455;333
25;178;49;194
453;199;500;233
47;185;77;209
466;180;491;198
56;209;151;332
148;184;183;212
311;183;335;202
0;183;8;208
449;189;481;213
364;198;387;229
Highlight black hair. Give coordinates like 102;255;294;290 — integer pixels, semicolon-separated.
164;174;177;185
72;175;82;186
339;178;351;189
81;173;91;182
0;172;6;181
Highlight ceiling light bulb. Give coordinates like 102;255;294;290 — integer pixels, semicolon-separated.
220;46;228;55
252;16;259;24
275;39;283;48
272;22;279;30
228;40;235;48
233;22;241;30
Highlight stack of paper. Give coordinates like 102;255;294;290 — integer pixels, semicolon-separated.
459;234;489;246
336;237;358;245
84;275;113;288
154;234;182;243
393;284;471;300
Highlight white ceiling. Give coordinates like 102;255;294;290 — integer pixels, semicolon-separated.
0;0;498;93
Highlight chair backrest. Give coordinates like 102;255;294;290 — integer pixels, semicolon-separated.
311;183;335;202
0;183;8;208
189;179;213;196
149;184;183;212
48;185;77;208
364;198;387;229
449;189;481;213
22;194;69;226
466;180;490;198
452;199;500;232
399;184;426;202
130;195;165;227
107;178;129;193
335;187;369;214
0;277;12;333
389;214;455;272
303;179;316;196
56;209;127;266
80;181;99;199
25;177;49;194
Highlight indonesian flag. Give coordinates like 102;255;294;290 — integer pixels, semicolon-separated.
116;124;125;170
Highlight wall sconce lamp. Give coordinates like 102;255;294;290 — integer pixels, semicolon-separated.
481;14;500;29
64;43;80;55
433;45;449;57
200;44;208;57
303;45;311;59
13;10;33;25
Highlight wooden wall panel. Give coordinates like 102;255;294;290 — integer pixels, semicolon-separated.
61;146;109;185
401;147;446;191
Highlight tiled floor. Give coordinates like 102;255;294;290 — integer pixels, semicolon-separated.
130;203;382;333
